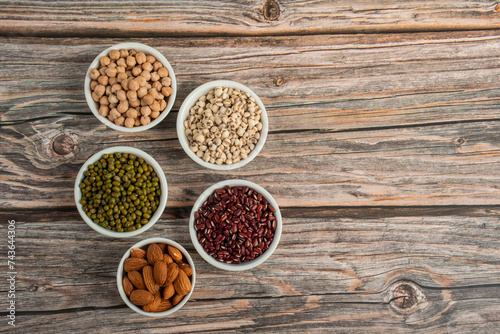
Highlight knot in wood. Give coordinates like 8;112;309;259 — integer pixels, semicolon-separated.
496;4;500;12
275;77;285;86
52;134;76;156
391;283;417;309
388;280;426;314
263;0;280;21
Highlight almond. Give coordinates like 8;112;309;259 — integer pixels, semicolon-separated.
130;289;154;306
153;260;168;286
130;248;146;259
164;262;179;286
143;292;161;312
128;271;146;290
163;254;173;265
122;277;134;297
155;298;173;312
171;293;184;306
124;258;148;272
143;265;159;294
163;284;175;300
178;263;193;277
147;243;163;265
168;245;183;263
173;269;191;296
158;243;167;253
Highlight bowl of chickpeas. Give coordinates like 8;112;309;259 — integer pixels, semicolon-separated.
84;43;177;132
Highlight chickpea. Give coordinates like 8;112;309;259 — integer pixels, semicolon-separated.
124;117;135;128
99;95;109;106
160;99;167;111
89;68;100;80
105;85;112;96
90;80;98;90
156;92;164;101
99;56;110;67
135;76;147;87
126;56;136;67
116;90;127;102
146;55;156;64
134;118;141;126
148;88;158;99
116;58;127;67
105;67;117;78
109;108;120;120
158;67;169;78
126;108;138;119
129;99;141;108
99;67;107;76
153;61;163;71
98;105;109;117
108;62;117;68
152;81;162;92
111;83;122;93
140;71;151;81
151;110;160;119
161;77;171;87
137;86;148;98
97;75;109;86
121;79;129;90
116;72;127;83
115;116;125;126
135;52;147;64
142;94;154;106
94;84;105;97
91;92;100;102
150;72;160;82
131;66;142;77
119;49;129;58
127;90;137;101
128;79;139;91
108;94;119;105
140;115;151;125
129;49;137;56
141;106;151;116
150;100;161;113
109;49;120;60
108;77;117;86
142;62;153;72
116;66;125;73
162;86;173;97
117;101;129;113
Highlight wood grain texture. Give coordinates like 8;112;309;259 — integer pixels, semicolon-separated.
1;1;500;37
1;207;499;333
2;31;500;209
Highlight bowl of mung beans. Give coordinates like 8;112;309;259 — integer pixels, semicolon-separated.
74;146;168;237
85;42;176;132
189;179;282;271
176;80;268;170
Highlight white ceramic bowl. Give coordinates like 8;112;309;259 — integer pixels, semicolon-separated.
117;237;196;317
189;179;282;271
84;42;177;132
176;80;268;170
74;146;168;238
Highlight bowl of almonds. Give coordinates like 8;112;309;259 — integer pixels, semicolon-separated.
85;42;176;132
117;238;195;316
176;80;268;170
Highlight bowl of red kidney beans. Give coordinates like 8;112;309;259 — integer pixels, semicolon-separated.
189;179;282;271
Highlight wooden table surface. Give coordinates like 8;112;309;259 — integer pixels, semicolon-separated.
1;1;500;333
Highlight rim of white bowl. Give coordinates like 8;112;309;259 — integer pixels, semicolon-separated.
74;146;168;238
84;42;177;132
176;80;268;170
189;179;282;271
117;237;196;317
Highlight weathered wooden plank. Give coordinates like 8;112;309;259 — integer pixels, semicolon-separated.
0;1;500;37
2;32;500;208
1;209;499;332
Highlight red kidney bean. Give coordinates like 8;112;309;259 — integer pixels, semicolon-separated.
195;185;277;263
